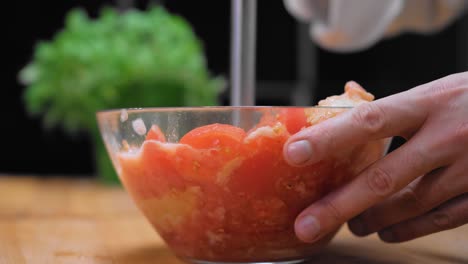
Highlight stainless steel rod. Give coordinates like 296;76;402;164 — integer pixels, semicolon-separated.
230;0;257;106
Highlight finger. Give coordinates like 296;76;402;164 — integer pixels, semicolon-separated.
294;134;450;243
284;89;426;166
349;162;468;236
378;193;468;243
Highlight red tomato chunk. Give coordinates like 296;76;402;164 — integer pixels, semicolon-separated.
118;120;387;262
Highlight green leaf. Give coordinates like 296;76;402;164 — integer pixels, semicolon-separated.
19;6;224;133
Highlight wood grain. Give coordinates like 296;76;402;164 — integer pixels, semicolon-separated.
0;176;467;264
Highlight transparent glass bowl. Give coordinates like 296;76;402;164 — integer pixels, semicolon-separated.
97;106;391;264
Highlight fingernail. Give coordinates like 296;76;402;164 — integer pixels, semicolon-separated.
296;215;321;242
349;217;366;236
287;140;312;165
379;230;395;242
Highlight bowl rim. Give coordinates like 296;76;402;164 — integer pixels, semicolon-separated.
96;105;353;116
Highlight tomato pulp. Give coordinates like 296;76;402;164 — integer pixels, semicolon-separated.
118;109;387;262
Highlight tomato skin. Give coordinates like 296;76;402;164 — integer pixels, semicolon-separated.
229;123;290;196
179;124;247;164
174;146;226;185
250;108;307;135
277;108;307;134
180;123;246;149
145;125;166;142
118;141;183;199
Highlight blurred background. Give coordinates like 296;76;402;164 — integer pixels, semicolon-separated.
4;0;468;177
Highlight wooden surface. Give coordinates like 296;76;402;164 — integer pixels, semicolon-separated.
0;176;467;264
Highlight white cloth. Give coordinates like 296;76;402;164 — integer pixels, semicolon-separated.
284;0;468;52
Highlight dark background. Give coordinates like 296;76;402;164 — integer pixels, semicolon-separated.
4;1;468;176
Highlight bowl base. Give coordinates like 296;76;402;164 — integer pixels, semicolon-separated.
185;259;305;264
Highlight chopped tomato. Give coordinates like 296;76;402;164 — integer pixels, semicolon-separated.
145;125;166;142
277;108;307;134
139;142;186;195
117;99;388;261
180;123;246;156
118;121;386;261
256;109;278;127
119;141;184;199
173;146;227;185
229;123;290;195
250;108;307;135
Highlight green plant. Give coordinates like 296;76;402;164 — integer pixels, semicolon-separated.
19;6;223;183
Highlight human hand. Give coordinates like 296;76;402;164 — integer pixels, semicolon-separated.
284;72;468;243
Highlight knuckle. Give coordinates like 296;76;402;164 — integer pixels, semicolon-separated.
353;103;386;135
425;74;468;105
409;145;431;170
428;79;451;100
319;197;344;224
367;167;395;197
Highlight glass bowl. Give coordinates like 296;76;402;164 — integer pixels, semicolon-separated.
97;106;391;264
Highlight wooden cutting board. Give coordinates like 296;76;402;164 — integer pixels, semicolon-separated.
0;176;467;264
